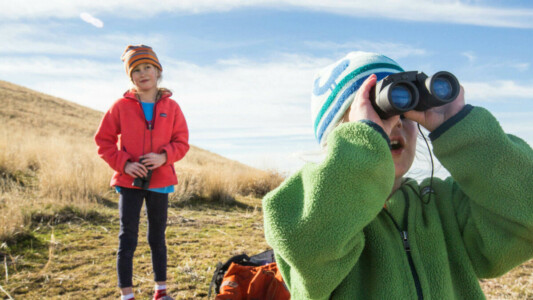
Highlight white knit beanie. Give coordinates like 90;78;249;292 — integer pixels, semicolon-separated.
311;52;404;147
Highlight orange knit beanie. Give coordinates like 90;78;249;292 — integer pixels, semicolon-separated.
121;44;162;77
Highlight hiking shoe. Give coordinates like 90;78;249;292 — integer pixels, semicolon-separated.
155;296;174;300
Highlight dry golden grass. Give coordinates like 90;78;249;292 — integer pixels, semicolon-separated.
0;80;282;240
0;125;112;240
0;80;531;299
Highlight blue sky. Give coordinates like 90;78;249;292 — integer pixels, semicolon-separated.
1;1;532;176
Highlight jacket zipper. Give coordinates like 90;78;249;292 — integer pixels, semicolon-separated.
136;99;157;154
383;187;424;300
401;230;423;300
134;90;161;130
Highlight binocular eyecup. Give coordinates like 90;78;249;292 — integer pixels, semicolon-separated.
370;71;460;119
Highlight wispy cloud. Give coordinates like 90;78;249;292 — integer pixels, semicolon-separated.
164;54;328;136
2;1;533;28
464;80;533;102
459;52;529;73
80;12;104;28
289;0;533;28
304;40;427;59
3;51;530;135
511;62;530;72
0;53;325;132
0;23;161;57
461;51;477;63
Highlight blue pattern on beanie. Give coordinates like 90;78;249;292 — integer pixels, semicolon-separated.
313;59;350;96
316;71;395;143
310;52;404;147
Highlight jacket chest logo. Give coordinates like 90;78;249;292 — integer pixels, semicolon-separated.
160;113;167;117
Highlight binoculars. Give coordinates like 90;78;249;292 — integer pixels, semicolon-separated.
370;71;460;119
132;157;152;189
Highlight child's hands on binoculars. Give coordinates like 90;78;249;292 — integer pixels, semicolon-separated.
124;161;149;178
343;74;400;137
124;152;166;178
140;152;167;170
404;86;465;132
344;74;465;136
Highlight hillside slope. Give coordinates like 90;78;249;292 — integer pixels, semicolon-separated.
0;80;259;171
0;80;282;236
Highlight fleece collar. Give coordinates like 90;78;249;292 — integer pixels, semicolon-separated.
123;88;172;102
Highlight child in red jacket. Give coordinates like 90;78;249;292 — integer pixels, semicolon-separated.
95;45;189;300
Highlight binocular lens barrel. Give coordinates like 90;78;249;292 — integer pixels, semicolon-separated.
390;85;414;109
371;70;460;119
431;77;453;100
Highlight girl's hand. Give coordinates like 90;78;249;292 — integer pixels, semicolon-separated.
343;74;400;137
140;152;167;170
124;161;148;178
404;85;465;132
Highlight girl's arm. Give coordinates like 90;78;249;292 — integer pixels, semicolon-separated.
263;121;395;300
94;105;133;173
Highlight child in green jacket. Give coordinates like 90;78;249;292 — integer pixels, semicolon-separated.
262;52;533;299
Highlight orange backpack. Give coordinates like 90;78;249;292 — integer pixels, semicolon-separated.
209;250;290;300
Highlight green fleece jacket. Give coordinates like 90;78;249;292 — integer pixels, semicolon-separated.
263;106;533;300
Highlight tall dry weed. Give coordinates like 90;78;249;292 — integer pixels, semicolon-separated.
171;164;284;204
0;191;25;241
0;126;113;240
36;135;111;202
0;123;284;240
234;169;284;197
170;169;203;203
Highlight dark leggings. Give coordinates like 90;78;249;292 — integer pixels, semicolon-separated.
117;187;168;288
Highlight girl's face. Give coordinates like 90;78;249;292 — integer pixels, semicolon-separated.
131;63;160;93
389;117;417;179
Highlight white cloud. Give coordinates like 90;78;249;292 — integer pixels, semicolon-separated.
0;22;165;57
304;40;427;59
0;52;326;136
458;53;530;74
2;0;533;28
163;54;329;135
80;12;104;28
511;62;530;72
289;0;533;28
461;51;476;63
463;80;533;102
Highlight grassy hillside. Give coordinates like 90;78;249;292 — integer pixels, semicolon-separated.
0;81;531;299
0;80;282;238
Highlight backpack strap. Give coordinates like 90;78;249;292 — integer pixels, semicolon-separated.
208;254;251;297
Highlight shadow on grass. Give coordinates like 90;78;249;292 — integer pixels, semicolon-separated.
0;231;47;260
94;195;118;209
170;195;254;211
30;205;112;227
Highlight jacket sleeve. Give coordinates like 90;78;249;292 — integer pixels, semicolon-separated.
94;104;133;173
262;121;395;300
431;105;533;278
161;103;189;165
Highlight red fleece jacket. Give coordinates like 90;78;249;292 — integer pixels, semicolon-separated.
95;89;189;189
